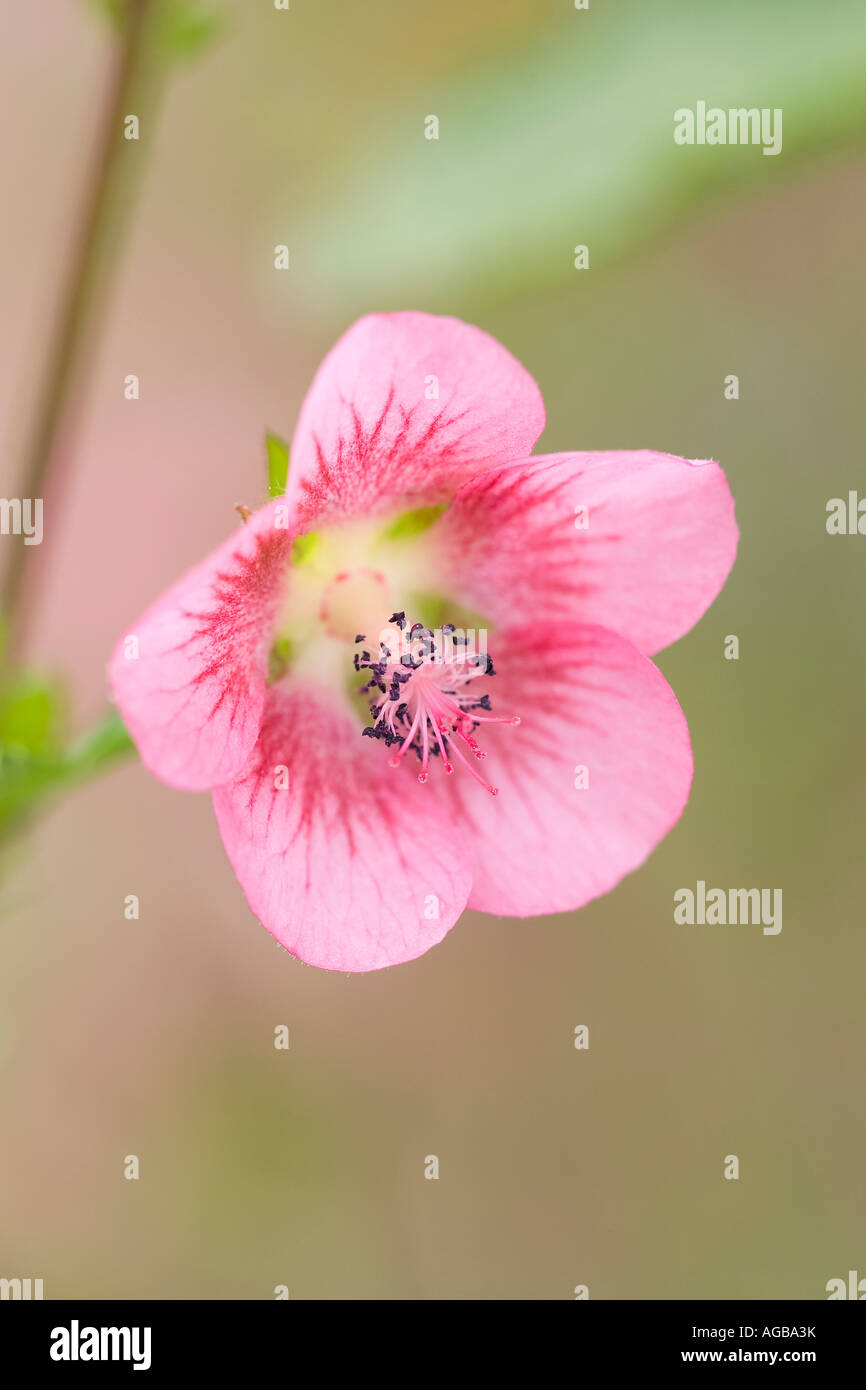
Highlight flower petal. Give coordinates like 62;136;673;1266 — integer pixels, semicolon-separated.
110;500;295;791
444;622;693;917
212;679;473;971
287;312;545;526
433;450;738;655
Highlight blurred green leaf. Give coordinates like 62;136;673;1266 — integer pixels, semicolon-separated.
154;0;222;60
86;0;223;62
295;0;866;310
0;702;133;839
0;674;64;759
266;430;290;498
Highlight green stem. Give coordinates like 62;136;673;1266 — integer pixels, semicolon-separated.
0;0;156;666
66;708;136;780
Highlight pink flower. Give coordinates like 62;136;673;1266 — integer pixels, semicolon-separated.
110;313;738;971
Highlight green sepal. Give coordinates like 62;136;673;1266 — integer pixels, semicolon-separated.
266;430;290;499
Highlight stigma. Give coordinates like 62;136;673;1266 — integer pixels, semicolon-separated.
355;613;519;794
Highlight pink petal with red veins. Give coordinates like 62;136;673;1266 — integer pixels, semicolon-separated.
109;500;295;791
212;680;472;972
287;312;545;526
435;451;738;656
444;622;693;917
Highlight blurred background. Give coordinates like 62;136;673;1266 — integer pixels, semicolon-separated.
0;0;864;1299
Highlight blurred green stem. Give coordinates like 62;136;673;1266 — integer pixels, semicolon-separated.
0;0;169;834
0;0;155;668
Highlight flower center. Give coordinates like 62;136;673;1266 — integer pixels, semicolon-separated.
354;613;520;795
319;567;391;642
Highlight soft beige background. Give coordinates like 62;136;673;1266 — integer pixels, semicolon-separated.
0;0;863;1298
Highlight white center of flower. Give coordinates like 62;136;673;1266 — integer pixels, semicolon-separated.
318;567;391;642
